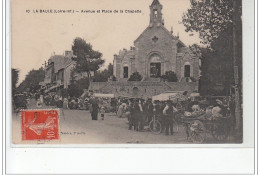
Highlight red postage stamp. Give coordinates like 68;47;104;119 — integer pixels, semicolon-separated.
21;109;59;141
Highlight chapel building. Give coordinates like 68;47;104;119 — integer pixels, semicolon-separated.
113;0;200;82
89;0;200;98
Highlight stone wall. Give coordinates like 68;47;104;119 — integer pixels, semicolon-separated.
89;81;198;99
64;63;74;88
113;25;200;82
134;26;178;79
177;52;200;81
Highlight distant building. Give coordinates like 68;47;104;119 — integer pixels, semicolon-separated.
41;51;88;94
89;0;200;98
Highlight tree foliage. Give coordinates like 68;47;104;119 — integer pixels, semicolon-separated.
199;23;241;96
161;71;178;82
12;68;19;96
17;67;45;93
67;77;89;98
183;0;242;96
128;72;142;81
72;37;105;79
182;0;241;45
93;63;114;82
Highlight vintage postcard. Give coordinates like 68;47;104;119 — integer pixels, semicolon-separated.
11;0;245;144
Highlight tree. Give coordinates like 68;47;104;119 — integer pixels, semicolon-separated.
93;70;109;82
68;77;89;98
189;44;202;57
93;63;114;82
17;67;45;93
183;0;242;95
128;72;142;81
107;63;113;76
12;68;19;96
72;38;105;80
182;0;241;45
198;23;241;96
161;71;178;82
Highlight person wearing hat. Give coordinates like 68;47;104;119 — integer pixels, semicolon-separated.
146;98;154;125
163;100;178;135
91;98;99;120
138;99;145;131
131;98;142;131
128;99;135;130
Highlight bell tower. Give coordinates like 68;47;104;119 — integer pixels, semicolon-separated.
149;0;163;27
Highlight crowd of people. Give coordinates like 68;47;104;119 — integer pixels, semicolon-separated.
42;93;87;110
115;98;179;135
32;92;234;136
114;95;234;135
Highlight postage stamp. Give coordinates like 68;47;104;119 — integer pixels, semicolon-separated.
21;109;59;141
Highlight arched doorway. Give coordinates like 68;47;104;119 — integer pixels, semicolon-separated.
183;62;192;78
149;54;162;78
184;65;190;77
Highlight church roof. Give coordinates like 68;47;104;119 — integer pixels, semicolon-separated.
178;47;188;54
134;25;179;44
177;47;196;57
151;0;161;6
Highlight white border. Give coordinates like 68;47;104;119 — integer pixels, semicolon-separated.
8;0;254;149
4;0;256;174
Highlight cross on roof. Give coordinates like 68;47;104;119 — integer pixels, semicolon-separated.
151;0;161;6
152;36;158;43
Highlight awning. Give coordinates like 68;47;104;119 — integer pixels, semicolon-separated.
44;85;59;93
93;93;114;98
152;92;186;102
190;93;200;97
152;93;177;101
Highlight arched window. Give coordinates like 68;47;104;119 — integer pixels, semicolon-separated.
154;9;158;18
123;66;128;78
184;62;191;78
150;54;161;62
184;65;190;77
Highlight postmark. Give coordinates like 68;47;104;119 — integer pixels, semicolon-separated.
21;109;59;141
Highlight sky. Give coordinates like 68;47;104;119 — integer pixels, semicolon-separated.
11;0;201;84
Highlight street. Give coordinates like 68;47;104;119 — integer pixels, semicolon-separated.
12;99;219;144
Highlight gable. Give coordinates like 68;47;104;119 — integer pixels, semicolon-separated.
134;25;177;44
183;52;193;61
151;0;161;6
177;46;196;58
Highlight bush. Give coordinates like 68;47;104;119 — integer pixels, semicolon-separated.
161;71;178;82
190;77;197;82
128;72;142;81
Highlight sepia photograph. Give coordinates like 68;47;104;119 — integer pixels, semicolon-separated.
11;0;243;144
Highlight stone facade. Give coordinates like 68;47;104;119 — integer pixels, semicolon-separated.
113;0;200;82
89;81;198;99
41;51;90;92
90;0;200;98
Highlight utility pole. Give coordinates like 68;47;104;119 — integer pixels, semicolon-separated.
233;0;242;142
